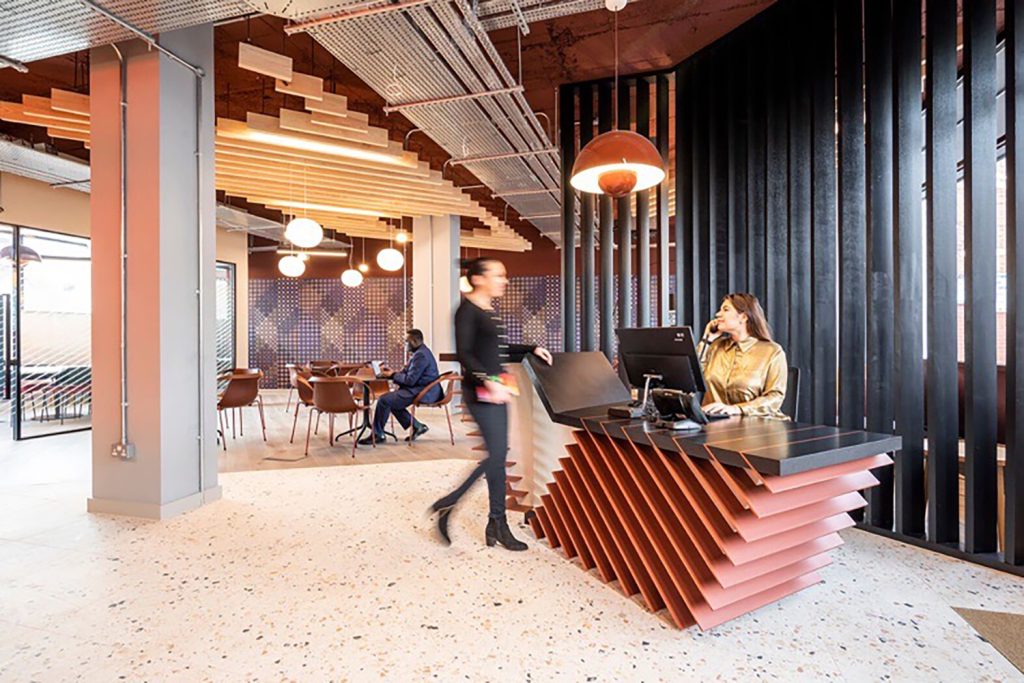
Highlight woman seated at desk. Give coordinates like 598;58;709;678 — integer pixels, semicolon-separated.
698;292;788;420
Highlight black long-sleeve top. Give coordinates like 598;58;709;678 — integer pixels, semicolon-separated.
455;298;534;401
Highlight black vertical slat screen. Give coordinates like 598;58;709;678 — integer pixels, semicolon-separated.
555;0;1024;573
676;62;692;327
925;0;960;546
892;0;925;537
558;84;577;353
810;0;838;428
656;74;671;326
787;0;813;425
836;0;867;437
616;81;634;332
709;47;730;311
578;84;596;353
1007;0;1024;566
746;28;767;306
727;41;747;295
694;56;711;325
864;0;895;530
765;7;789;349
963;0;999;554
597;81;614;360
636;77;652;328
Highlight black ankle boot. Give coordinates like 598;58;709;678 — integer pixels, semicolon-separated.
485;516;528;551
430;501;453;546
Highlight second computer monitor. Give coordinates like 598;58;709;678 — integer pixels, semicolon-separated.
615;326;707;394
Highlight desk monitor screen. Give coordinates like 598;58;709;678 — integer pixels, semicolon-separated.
615;327;706;394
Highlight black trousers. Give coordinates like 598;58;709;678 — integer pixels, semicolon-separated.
435;399;507;519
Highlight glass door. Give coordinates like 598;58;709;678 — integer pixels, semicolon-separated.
0;224;13;438
15;228;91;439
215;262;236;375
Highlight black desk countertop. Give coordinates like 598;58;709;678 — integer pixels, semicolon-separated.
523;352;901;477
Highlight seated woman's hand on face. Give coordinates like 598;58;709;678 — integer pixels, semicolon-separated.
703;402;741;417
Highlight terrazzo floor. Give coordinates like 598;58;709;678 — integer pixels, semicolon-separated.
2;435;1024;681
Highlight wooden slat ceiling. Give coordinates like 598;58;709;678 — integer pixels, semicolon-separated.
0;73;531;252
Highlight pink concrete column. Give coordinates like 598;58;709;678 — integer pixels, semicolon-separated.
88;25;219;519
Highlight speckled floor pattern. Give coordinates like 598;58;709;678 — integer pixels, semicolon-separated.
2;453;1024;681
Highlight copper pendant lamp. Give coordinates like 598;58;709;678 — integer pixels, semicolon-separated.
569;1;665;198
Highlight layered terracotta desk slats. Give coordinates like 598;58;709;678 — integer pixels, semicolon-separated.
530;416;897;630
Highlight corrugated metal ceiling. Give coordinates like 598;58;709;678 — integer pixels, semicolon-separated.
0;0;251;65
256;0;573;243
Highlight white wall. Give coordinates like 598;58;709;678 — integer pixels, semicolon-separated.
1;173;248;368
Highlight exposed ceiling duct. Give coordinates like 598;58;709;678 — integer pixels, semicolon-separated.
260;0;567;244
0;0;251;65
0;137;90;192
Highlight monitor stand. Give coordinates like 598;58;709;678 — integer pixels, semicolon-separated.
607;372;662;420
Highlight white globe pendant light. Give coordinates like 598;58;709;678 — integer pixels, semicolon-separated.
341;268;364;287
278;254;306;277
284;217;323;249
376;247;404;272
358;262;369;273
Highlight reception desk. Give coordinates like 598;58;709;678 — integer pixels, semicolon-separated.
520;352;899;631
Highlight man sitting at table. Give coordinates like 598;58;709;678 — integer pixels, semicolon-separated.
359;329;441;445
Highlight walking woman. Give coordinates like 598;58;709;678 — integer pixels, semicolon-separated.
430;257;552;550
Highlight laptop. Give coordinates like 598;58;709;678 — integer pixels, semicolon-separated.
369;360;384;377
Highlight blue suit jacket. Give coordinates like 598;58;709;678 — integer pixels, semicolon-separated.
391;345;442;404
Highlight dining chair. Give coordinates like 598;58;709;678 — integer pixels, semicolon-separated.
217;370;266;451
284;363;311;412
290;375;315;444
408;372;461;446
306;376;375;457
309;360;339;377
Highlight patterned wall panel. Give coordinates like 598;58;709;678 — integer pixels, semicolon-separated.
249;275;677;387
249;277;412;388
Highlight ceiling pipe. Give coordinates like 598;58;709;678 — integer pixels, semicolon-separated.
494;188;557;198
384;85;525;114
284;0;434;35
446;147;559;168
76;0;204;77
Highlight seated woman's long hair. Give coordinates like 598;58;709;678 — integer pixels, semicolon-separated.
724;292;773;342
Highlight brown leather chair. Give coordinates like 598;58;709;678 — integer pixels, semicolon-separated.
290;375;315;444
335;363;366;377
310;360;340;377
217;370;266;451
285;363;311;413
306;376;375;457
408;372;461;446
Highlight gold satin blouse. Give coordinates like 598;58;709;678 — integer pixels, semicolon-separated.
699;335;789;420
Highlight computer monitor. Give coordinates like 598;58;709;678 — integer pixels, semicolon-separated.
615;327;707;395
